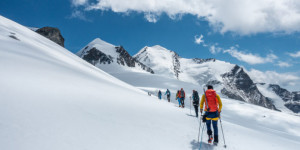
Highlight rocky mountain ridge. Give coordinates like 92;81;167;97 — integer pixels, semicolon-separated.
77;38;154;74
267;84;300;113
221;65;277;110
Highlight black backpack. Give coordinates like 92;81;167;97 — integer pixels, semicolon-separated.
193;91;199;104
180;90;185;97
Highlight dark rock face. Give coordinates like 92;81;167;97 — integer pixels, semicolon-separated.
221;88;244;101
79;46;154;74
268;85;300;113
268;84;293;102
173;53;180;79
36;27;65;47
285;103;300;113
116;46;154;74
116;46;135;67
292;92;300;101
221;65;277;110
82;47;113;65
193;58;216;64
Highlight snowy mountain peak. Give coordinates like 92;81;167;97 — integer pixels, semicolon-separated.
150;45;170;51
77;38;154;74
90;38;115;47
76;38;118;61
134;45;180;78
135;45;178;57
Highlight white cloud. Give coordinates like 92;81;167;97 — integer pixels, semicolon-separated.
71;0;89;7
69;10;91;22
288;51;300;58
194;34;204;45
247;69;300;89
276;61;292;68
223;47;278;65
74;0;300;35
144;13;158;23
209;45;223;54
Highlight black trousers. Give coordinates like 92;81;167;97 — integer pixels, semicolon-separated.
180;97;185;107
194;105;199;117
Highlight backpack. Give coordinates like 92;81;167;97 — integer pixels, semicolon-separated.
180;90;185;97
193;91;199;101
204;89;218;112
193;91;199;105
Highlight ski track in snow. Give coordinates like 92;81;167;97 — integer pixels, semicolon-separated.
1;15;300;150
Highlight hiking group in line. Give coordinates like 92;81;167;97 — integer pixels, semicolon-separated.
157;89;171;102
155;85;223;146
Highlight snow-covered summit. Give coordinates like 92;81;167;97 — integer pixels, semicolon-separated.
90;37;114;46
77;38;117;58
134;45;180;78
150;45;172;51
77;38;154;74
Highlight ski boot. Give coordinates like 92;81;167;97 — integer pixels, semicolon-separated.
208;135;213;144
213;135;219;146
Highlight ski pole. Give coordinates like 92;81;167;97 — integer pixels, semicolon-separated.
220;116;227;148
199;121;206;150
190;96;191;115
197;113;203;143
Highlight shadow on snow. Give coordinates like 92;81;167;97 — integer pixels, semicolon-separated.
190;140;215;150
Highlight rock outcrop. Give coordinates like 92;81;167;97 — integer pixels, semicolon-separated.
36;27;64;47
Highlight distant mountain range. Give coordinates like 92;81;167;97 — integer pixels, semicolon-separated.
32;25;299;113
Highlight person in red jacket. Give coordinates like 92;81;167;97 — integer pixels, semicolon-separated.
200;85;222;145
179;88;185;108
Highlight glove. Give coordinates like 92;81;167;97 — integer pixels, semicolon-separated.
200;109;203;114
202;114;206;123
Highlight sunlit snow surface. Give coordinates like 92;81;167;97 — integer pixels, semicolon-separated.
1;15;300;150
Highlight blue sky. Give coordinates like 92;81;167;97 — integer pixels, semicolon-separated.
1;0;300;90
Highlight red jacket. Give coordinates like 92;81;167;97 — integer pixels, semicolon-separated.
179;90;185;98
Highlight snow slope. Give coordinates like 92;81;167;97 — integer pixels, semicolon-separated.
1;15;300;150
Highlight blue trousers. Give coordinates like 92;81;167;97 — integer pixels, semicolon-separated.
206;120;218;136
177;98;181;106
180;97;185;106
